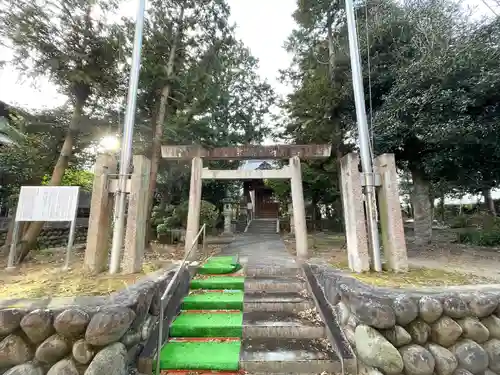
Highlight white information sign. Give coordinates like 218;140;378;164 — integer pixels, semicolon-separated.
16;186;80;222
8;186;81;270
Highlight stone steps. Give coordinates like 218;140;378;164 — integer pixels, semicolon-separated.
245;276;304;293
239;337;341;374
244;291;314;313
246;266;301;278
217;235;345;375
246;219;278;234
243;311;325;339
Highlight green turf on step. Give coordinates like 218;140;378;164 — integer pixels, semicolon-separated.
197;262;242;275
207;255;239;264
197;255;242;275
159;340;241;370
170;312;243;337
190;276;245;290
182;291;244;310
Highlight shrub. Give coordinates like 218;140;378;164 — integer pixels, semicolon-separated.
449;215;469;229
458;228;500;247
155;200;219;239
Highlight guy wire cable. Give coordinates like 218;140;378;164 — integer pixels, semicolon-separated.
480;0;499;16
364;0;375;162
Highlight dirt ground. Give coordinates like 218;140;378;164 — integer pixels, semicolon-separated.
0;241;221;299
284;228;500;287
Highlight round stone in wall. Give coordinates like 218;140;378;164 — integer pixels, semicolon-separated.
0;309;24;336
3;364;44;375
0;334;33;367
468;293;498;318
35;334;71;364
457;317;490;343
443;296;469;319
407;319;431;345
450;339;489;375
354;325;404;375
72;339;95;365
453;369;474;375
349;296;396;329
431;316;463;347
85;308;135;346
381;325;412;348
84;342;127;375
54;309;90;338
399;344;435;375
483;338;500;373
20;309;54;344
348;314;360;328
337;301;350;326
419;296;443;323
482;315;500;340
343;325;356;347
140;314;156;341
358;364;385;375
120;330;141;348
47;358;79;375
426;343;458;375
392;295;419;326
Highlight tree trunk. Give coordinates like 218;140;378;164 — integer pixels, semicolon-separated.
17;99;84;263
439;194;445;222
327;18;347;232
482;188;497;216
410;168;433;245
145;7;185;247
0;209;14;257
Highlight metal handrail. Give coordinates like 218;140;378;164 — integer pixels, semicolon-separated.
155;223;206;375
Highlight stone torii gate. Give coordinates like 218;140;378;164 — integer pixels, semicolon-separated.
161;144;332;259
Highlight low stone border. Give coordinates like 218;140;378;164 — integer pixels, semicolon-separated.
0;265;191;375
302;263;356;374
308;260;500;375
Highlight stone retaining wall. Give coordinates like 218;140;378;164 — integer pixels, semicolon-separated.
0;227;88;249
310;262;500;375
0;266;190;375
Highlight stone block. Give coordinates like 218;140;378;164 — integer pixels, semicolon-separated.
123;155;151;274
374;153;408;272
340;153;370;272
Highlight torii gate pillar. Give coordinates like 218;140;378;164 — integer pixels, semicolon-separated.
185;157;203;256
290;156;308;259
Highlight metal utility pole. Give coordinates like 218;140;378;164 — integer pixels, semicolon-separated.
109;0;146;274
344;0;382;271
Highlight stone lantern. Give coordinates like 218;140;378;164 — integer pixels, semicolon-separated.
222;197;233;235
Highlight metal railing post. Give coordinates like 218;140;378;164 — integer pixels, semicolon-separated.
202;225;206;255
155;223;206;375
155;294;164;375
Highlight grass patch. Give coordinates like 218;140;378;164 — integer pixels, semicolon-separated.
330;251;495;287
345;267;493;288
0;261;163;299
285;231;498;287
0;242;223;299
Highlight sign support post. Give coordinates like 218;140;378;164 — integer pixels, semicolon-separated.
64;192;80;270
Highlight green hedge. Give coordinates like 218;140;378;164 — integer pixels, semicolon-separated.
458;229;500;247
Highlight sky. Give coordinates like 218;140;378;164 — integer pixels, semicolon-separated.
0;0;298;110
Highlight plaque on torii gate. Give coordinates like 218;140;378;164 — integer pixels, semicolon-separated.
161;144;332;259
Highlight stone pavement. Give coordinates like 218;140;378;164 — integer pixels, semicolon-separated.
221;233;342;374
